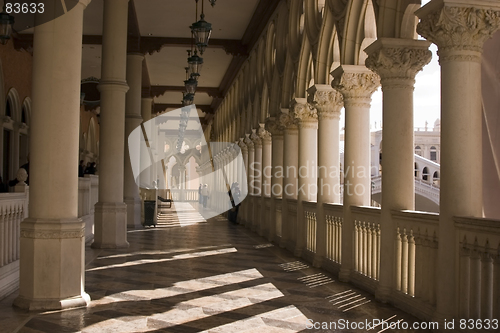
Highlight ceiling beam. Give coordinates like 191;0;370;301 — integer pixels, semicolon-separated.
151;86;223;99
154;103;214;115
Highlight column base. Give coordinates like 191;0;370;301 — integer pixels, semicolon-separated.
375;285;391;303
339;267;351;282
92;202;129;249
313;254;324;268
14;293;91;311
16;218;89;311
293;246;303;258
125;197;142;228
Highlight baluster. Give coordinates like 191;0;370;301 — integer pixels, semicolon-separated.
339;219;343;264
429;237;438;304
7;205;13;263
470;249;481;319
408;230;415;296
362;222;367;275
354;222;359;272
326;216;331;260
313;213;317;252
12;204;18;263
16;204;22;260
401;229;409;294
375;225;380;280
371;224;377;280
396;228;402;291
0;207;4;267
367;223;372;278
494;250;500;321
459;246;471;318
414;234;424;299
481;252;493;320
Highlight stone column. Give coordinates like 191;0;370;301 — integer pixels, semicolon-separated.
124;53;144;228
14;0;92;311
266;115;285;242
332;65;380;282
365;38;432;302
259;125;272;236
251;129;262;233
416;0;500;321
93;0;130;249
243;135;254;226
140;97;153;189
308;85;343;267
238;138;248;224
281;111;299;250
291;98;318;257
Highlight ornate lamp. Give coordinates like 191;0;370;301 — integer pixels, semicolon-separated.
182;93;195;106
187;50;203;78
190;0;212;55
0;7;14;45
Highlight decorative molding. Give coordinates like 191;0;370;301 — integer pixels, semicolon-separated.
20;228;85;239
244;134;254;150
250;129;262;147
257;124;272;143
416;3;500;63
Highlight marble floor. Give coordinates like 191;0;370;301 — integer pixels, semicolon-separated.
1;203;427;333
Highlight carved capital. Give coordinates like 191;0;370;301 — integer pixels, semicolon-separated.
257;124;272;143
291;98;318;125
332;65;380;108
365;39;432;86
307;85;343;120
265;117;284;137
238;138;248;153
416;1;500;63
244;133;254;150
250;129;262;147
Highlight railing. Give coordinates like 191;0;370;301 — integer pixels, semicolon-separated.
351;206;381;283
392;210;438;303
78;175;99;243
455;216;500;321
263;196;271;235
303;201;317;253
324;203;343;264
287;199;297;248
275;198;282;237
0;191;27;269
0;189;28;300
170;189;199;202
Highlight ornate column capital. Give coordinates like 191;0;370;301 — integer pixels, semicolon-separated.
291;98;318;129
416;0;500;63
250;129;262;148
365;38;432;89
307;84;343;120
257;123;272;144
331;65;380;108
244;133;254;151
238;138;248;153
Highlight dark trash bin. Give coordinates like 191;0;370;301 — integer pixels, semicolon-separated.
143;200;156;227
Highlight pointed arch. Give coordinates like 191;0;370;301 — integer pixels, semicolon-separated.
295;34;312;98
281;53;296;108
269;67;282;117
315;5;337;84
275;1;289;75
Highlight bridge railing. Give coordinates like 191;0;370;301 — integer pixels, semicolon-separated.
303;201;317;253
324;203;343;266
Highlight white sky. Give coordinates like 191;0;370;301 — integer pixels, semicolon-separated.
340;0;441;131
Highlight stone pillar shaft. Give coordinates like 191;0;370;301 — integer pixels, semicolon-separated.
416;0;500;320
93;0;130;249
15;0;91;311
365;38;432;301
281;112;298;249
308;85;343;267
332;65;380;282
124;53;144;228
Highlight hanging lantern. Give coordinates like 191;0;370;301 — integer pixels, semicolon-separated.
184;76;198;94
209;0;216;7
182;93;195;106
0;9;14;45
188;50;203;77
190;14;212;55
